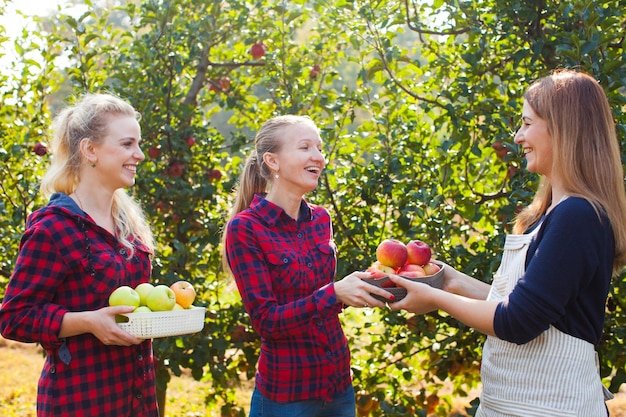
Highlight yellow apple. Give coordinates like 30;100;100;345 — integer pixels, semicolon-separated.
134;282;154;306
170;280;196;308
146;285;176;311
108;286;140;309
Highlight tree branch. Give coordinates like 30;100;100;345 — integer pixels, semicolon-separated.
404;0;471;36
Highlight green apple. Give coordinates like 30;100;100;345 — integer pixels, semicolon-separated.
134;282;155;306
108;286;140;308
146;285;176;311
133;306;152;313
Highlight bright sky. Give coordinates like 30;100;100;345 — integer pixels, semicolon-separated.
1;0;66;35
0;0;70;73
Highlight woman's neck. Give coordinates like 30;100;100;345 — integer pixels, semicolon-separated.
265;189;303;220
71;186;116;234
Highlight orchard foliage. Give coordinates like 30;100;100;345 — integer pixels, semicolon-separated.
1;0;625;415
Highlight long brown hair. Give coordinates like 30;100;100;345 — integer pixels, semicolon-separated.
513;69;626;272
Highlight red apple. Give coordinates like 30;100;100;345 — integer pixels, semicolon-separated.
250;42;267;59
492;141;509;161
507;165;518;179
186;136;195;147
34;142;48;156
167;161;184;177
379;279;396;288
398;263;426;277
170;280;196;308
210;77;231;92
376;239;408;268
218;77;231;91
406;240;431;266
366;261;395;278
422;262;441;276
310;64;321;79
147;146;161;159
208;168;223;181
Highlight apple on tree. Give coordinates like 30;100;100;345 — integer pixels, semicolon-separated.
250;42;267;59
310;64;321;79
147;146;161;159
34;142;48;156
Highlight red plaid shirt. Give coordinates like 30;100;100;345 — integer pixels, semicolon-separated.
0;193;158;417
225;194;351;403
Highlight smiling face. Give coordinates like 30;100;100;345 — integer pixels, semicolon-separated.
91;114;144;190
267;121;326;196
514;100;553;178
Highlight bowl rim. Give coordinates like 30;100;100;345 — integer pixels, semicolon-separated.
361;259;444;287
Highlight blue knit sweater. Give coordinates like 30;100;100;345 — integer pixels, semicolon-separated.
494;197;614;345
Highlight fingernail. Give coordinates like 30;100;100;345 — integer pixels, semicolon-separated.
389;294;395;300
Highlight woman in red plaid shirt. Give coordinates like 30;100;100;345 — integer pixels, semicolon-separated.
0;93;158;417
223;115;394;417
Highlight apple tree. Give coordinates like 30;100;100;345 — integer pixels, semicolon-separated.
0;0;625;415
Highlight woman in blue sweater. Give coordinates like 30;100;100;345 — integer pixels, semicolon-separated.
389;69;626;416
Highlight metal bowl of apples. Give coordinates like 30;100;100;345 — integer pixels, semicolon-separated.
362;239;444;303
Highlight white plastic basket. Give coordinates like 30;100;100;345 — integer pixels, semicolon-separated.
117;306;206;339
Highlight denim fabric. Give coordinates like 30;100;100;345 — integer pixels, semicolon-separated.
249;386;355;417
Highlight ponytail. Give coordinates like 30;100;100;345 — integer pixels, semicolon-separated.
229;152;268;218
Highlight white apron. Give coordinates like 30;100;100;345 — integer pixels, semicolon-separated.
476;224;613;417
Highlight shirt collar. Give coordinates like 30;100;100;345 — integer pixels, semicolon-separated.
48;192;85;216
250;193;312;227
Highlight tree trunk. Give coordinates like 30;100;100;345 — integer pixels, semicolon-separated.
157;387;166;417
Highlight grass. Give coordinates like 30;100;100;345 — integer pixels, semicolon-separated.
1;334;625;417
0;335;247;417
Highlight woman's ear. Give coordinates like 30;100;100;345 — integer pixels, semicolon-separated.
262;151;279;173
79;138;97;165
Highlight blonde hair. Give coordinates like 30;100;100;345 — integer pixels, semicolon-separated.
40;93;155;257
221;115;319;271
513;69;626;272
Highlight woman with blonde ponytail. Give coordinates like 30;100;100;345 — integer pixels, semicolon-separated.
0;93;158;417
389;69;626;416
223;115;393;417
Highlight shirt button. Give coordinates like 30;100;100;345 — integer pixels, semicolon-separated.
326;351;332;357
137;355;143;361
135;391;143;399
297;233;302;238
283;258;288;264
119;248;127;256
307;262;313;268
50;366;56;374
